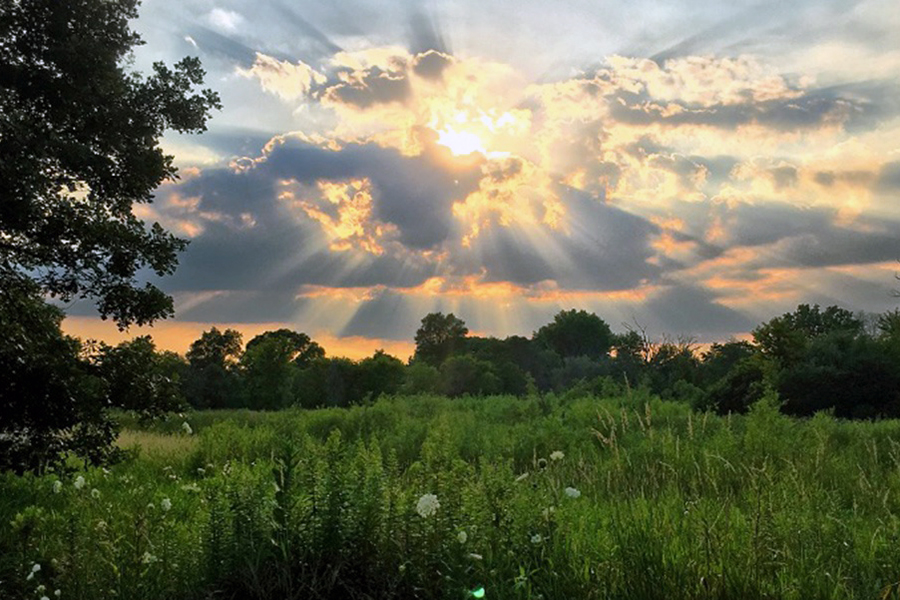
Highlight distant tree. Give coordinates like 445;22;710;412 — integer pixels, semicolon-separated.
414;312;468;366
400;362;441;395
753;304;862;367
703;354;773;415
439;355;501;397
646;340;700;398
610;330;649;386
358;350;406;399
245;329;324;367
95;336;184;418
534;309;613;360
699;340;757;386
183;328;243;408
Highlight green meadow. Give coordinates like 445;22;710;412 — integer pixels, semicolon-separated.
3;393;900;600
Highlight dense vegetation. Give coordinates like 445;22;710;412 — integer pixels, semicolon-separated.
3;395;900;599
8;300;900;472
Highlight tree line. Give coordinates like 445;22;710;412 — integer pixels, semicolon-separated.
6;280;900;472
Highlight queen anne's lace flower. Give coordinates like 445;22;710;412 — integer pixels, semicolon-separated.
181;422;193;435
564;487;581;499
73;476;85;490
550;450;564;461
416;493;440;518
52;480;62;494
457;530;468;544
531;533;543;544
161;498;172;512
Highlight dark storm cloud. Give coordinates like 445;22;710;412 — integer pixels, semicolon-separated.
412;50;453;80
339;288;421;340
407;6;449;55
261;138;483;249
322;66;412;108
185;25;258;66
609;89;852;131
643;284;755;335
877;162;900;192
458;188;662;290
151;137;486;311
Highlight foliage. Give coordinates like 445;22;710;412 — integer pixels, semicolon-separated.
183;328;243;409
414;312;468;367
533;309;614;360
0;0;220;326
4;395;900;599
94;336;185;419
0;282;113;473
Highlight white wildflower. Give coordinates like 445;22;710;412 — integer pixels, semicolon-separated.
181;422;193;435
531;533;543;544
457;530;468;544
54;590;61;597
542;506;556;518
32;563;41;573
550;450;564;461
37;585;46;593
40;597;49;600
141;551;158;565
415;493;440;518
160;498;172;512
52;480;62;494
73;476;85;490
564;487;581;499
91;488;100;499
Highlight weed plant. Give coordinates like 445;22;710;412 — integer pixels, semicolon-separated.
2;393;900;599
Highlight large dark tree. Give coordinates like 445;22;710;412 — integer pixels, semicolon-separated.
183;328;242;409
533;309;614;360
414;312;469;367
0;0;220;326
0;0;218;470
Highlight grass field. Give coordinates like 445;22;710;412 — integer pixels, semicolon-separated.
3;392;900;599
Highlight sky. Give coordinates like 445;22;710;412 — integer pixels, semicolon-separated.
63;0;900;359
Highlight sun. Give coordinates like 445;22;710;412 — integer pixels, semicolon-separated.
436;126;486;156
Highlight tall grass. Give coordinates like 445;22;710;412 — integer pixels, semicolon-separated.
2;393;900;599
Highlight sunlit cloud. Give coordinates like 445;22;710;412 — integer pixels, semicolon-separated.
85;2;900;352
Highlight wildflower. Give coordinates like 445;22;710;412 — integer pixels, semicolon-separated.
37;585;45;593
52;480;62;494
515;472;529;482
181;421;193;435
457;530;468;544
531;533;543;544
542;506;556;518
550;450;564;461
26;563;40;580
564;487;581;499
196;467;206;476
73;476;85;490
54;591;61;598
96;520;107;531
91;488;100;499
146;503;155;511
537;458;548;470
141;551;158;565
40;597;49;600
160;498;172;512
181;483;201;493
416;493;440;518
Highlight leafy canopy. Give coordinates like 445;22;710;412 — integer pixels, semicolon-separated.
0;0;221;326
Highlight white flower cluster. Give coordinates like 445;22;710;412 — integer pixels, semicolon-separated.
550;450;564;461
73;476;85;490
181;421;193;435
416;493;440;518
564;487;581;499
